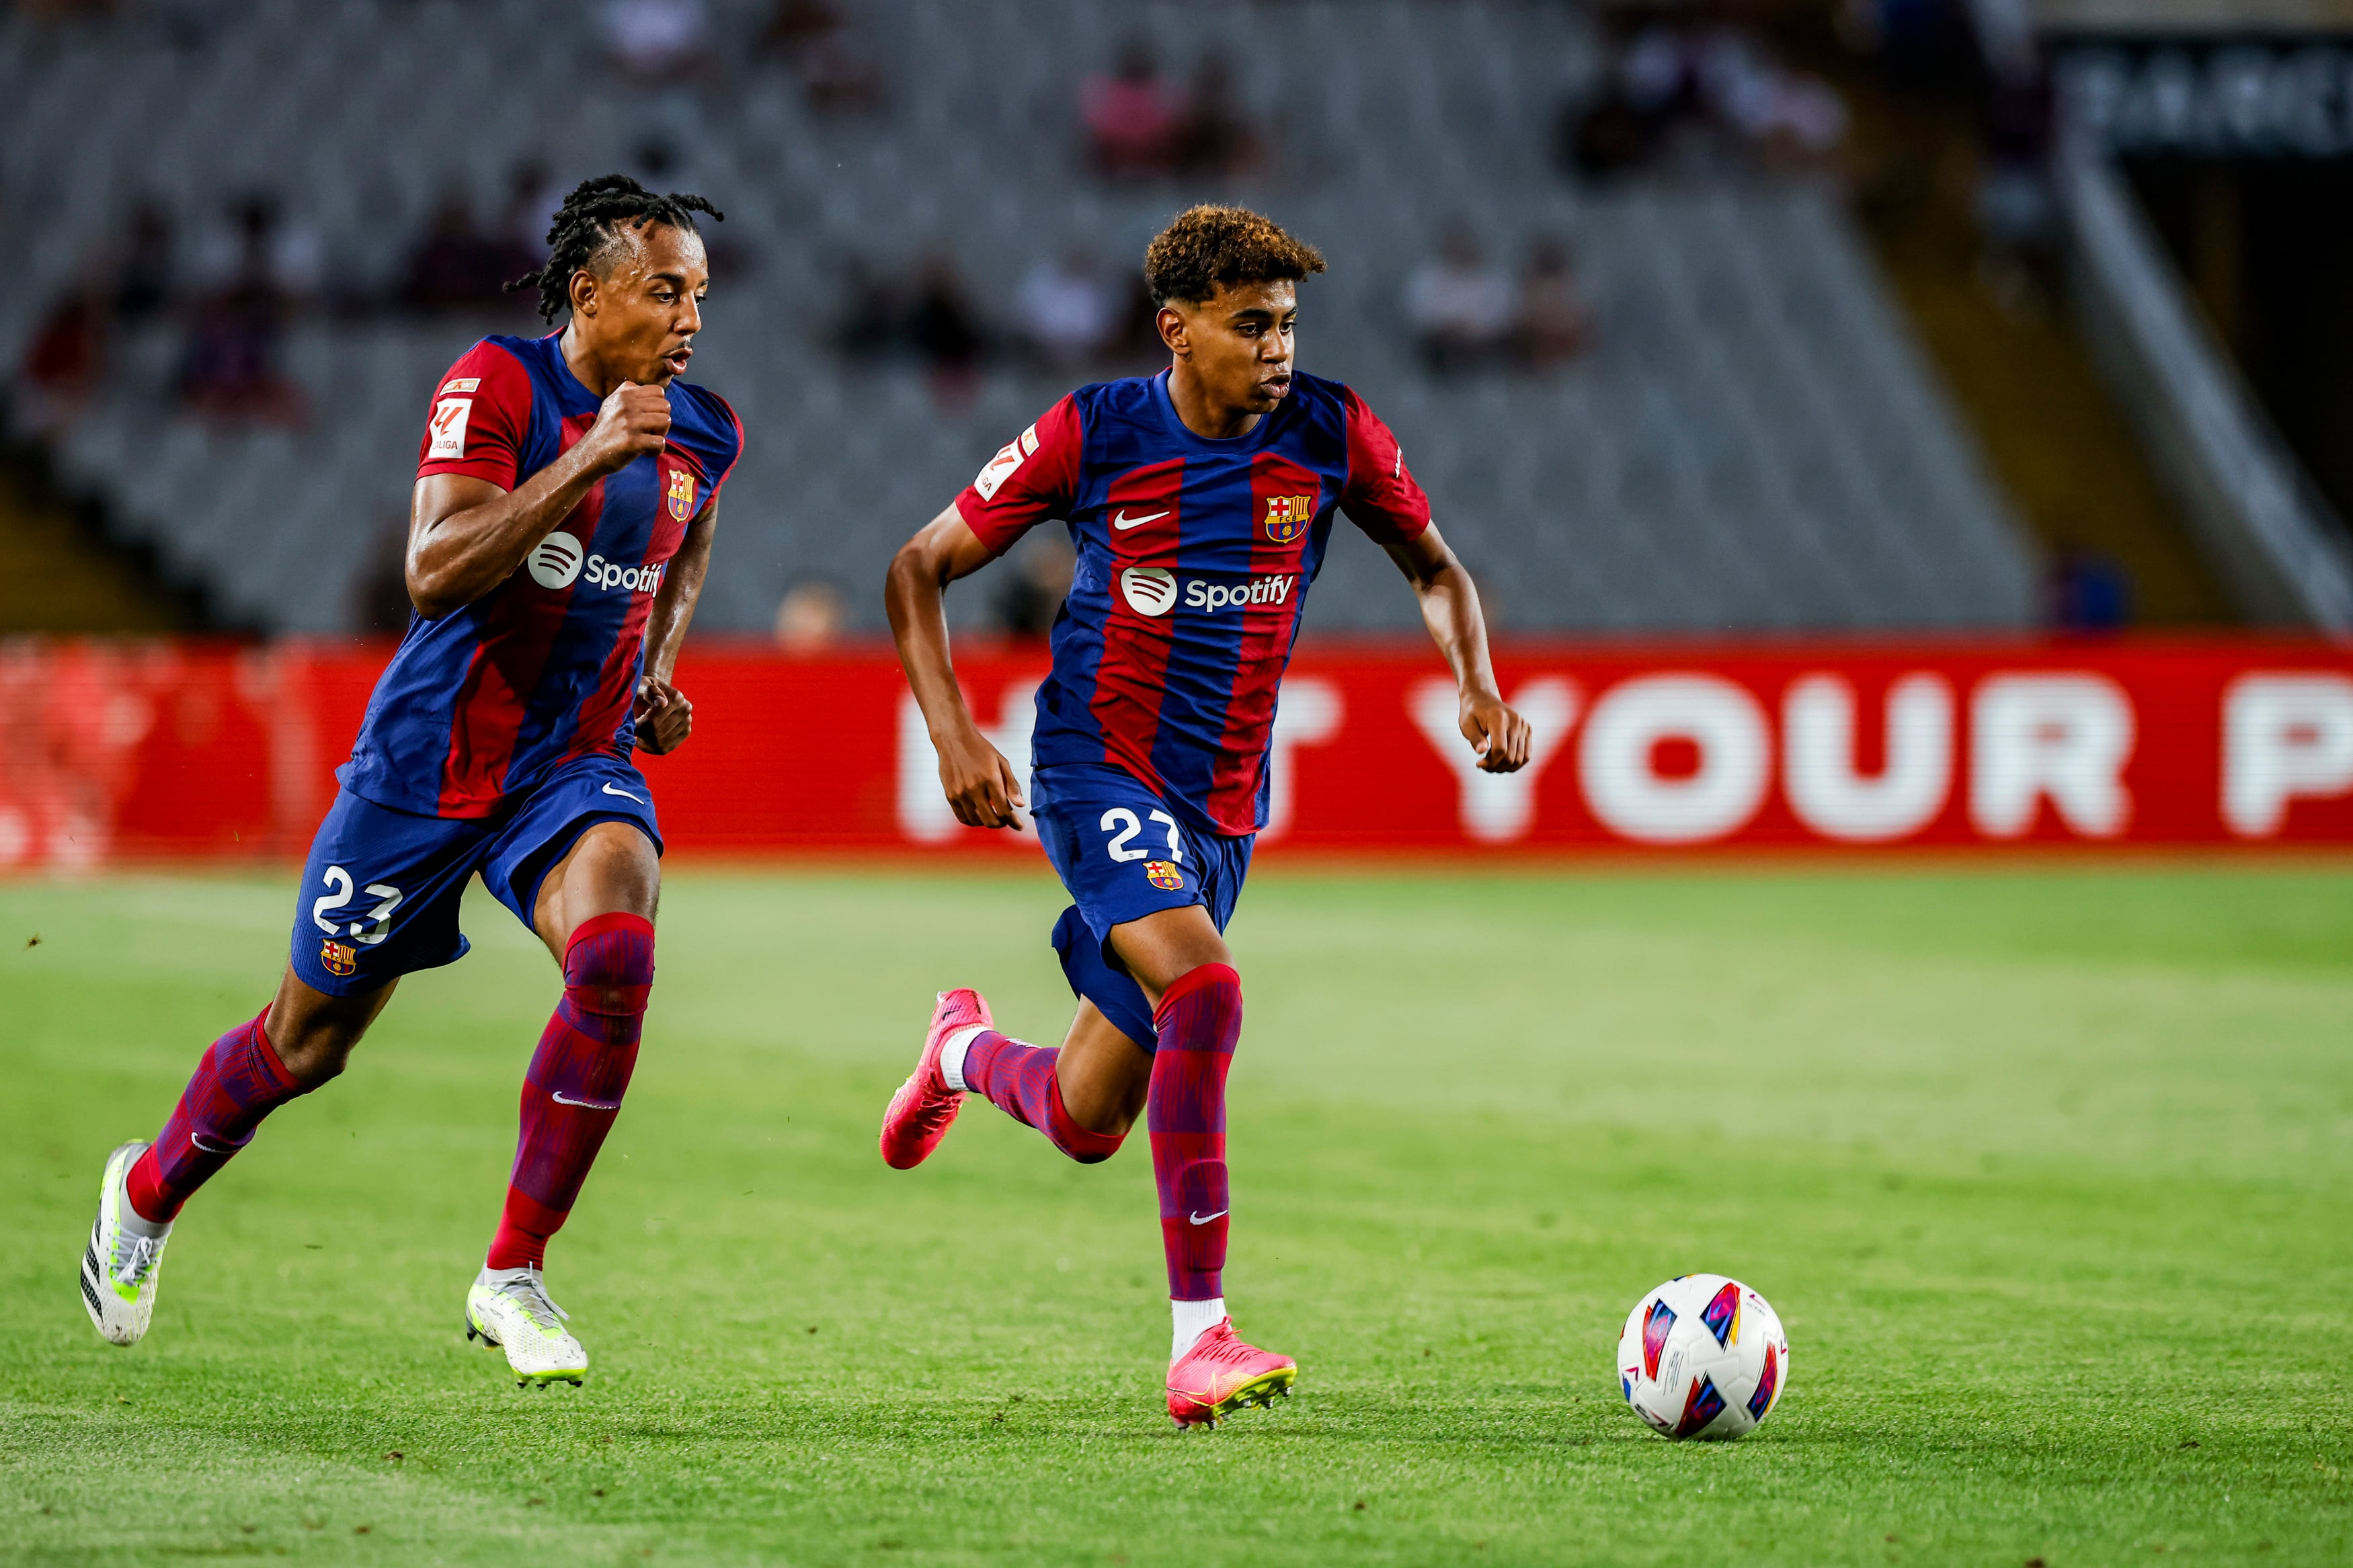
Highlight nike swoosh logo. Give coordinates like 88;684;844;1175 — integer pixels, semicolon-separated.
551;1091;622;1110
601;784;644;803
1189;1210;1228;1226
190;1134;233;1154
1112;509;1170;530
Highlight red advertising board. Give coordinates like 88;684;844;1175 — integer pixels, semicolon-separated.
3;637;2351;869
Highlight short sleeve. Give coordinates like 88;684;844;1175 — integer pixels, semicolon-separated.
1338;388;1431;546
415;341;532;490
953;395;1084;556
696;388;746;509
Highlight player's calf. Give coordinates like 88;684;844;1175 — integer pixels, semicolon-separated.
949;1026;1127;1165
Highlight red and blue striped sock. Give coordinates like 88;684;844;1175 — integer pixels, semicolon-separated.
487;912;654;1270
1148;963;1242;1302
957;1032;1125;1163
125;1007;308;1224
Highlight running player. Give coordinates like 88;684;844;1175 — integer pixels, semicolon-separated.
879;206;1533;1427
79;175;742;1387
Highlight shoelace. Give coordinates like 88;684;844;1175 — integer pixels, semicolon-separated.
112;1233;166;1290
1190;1328;1259;1368
495;1270;571;1331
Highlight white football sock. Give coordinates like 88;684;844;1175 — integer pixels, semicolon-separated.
1172;1296;1226;1360
939;1024;990;1093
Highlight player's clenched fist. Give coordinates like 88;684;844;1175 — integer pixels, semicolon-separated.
580;380;671;472
1461;690;1533;773
935;724;1025;830
632;675;693;754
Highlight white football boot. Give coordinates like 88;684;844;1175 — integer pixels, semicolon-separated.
465;1266;588;1387
81;1141;172;1347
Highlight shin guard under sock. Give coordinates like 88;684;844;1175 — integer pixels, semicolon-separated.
487;912;654;1270
959;1031;1125;1164
128;1007;307;1224
1147;963;1242;1301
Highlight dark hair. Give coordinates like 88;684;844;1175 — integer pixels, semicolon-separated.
1143;204;1325;306
507;173;724;323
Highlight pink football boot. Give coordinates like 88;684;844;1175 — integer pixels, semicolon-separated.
1166;1319;1298;1428
878;989;990;1169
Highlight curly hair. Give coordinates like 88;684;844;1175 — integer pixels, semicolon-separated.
1143;204;1326;306
506;173;724;323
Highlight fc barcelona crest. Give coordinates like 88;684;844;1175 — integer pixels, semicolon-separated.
1263;493;1315;544
319;940;357;977
666;468;697;522
1144;860;1185;891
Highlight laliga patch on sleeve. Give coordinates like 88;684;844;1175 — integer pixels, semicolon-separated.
427;397;473;460
972;423;1039;501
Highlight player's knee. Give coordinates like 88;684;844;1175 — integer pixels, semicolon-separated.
1157;960;1242;1012
1047;1077;1131;1164
561;911;656;1018
271;1020;364;1087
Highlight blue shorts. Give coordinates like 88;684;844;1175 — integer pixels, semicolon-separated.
288;751;662;996
1031;762;1253;1050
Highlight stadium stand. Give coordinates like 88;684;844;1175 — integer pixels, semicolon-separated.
0;0;2034;635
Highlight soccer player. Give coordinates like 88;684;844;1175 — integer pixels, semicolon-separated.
79;176;742;1387
879;206;1533;1426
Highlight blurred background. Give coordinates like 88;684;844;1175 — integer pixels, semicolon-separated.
3;0;2353;867
14;0;2353;643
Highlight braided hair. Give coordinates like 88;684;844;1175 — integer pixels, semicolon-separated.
506;174;725;323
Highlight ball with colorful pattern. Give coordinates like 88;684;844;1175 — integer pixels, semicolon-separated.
1616;1274;1788;1440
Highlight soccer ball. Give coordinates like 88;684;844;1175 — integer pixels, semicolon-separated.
1616;1274;1788;1440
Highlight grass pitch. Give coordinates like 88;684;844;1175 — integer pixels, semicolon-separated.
2;864;2349;1566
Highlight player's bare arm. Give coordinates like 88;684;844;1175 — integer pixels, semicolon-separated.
1383;525;1531;773
885;507;1027;830
633;495;719;755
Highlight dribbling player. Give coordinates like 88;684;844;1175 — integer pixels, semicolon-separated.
79;176;742;1387
879;206;1532;1426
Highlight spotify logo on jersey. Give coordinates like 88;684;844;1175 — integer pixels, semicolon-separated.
1120;566;1177;617
526;531;585;589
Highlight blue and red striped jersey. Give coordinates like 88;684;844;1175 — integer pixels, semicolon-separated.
957;369;1428;836
339;333;742;819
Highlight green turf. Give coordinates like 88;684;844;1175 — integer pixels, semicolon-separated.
2;865;2349;1567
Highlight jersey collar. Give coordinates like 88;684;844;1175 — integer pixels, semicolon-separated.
1148;368;1283;454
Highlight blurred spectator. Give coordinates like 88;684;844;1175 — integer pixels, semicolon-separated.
1977;42;2059;312
994;534;1076;641
402;194;510;314
495;161;562;279
179;282;305;424
14;284;108;438
1171;52;1263;181
602;0;712;84
1513;238;1591;371
179;198;308;425
2049;547;2131;633
835;259;906;363
110;201;175;322
908;254;986;373
1406;228;1515;375
1562;24;1846;180
774;579;846;650
1014;247;1117;372
760;0;881;113
1083;43;1183;180
836;253;990;400
190;196;318;310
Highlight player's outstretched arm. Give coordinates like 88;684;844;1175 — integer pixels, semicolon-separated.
1383;523;1532;774
884;505;1026;829
632;495;718;755
406;380;673;619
